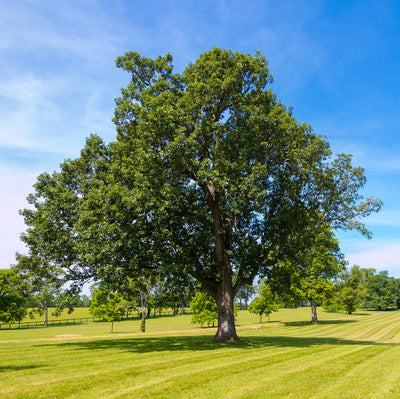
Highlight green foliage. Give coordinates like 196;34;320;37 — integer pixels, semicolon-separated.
248;283;279;322
89;289;125;332
270;223;346;323
322;295;343;313
235;284;256;310
329;267;400;313
15;254;68;326
0;268;28;323
190;291;218;327
363;270;399;310
19;47;381;341
190;290;239;327
339;265;369;314
75;294;91;307
323;265;370;314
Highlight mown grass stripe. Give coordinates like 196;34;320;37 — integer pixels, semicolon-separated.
11;344;314;397
309;344;400;398
2;309;400;398
93;343;365;398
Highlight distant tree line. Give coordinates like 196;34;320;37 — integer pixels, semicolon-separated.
0;265;195;330
3;261;399;330
242;265;400;326
323;265;400;314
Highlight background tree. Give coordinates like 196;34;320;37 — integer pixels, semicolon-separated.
130;276;156;333
271;224;346;324
19;48;382;342
340;265;369;314
190;290;218;328
16;254;67;327
324;265;368;314
363;270;399;310
235;284;256;310
76;294;91;307
113;273;161;332
0;268;28;324
89;288;125;332
154;272;196;315
248;283;279;322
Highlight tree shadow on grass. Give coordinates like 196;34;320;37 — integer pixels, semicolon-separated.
283;319;358;327
35;333;396;355
0;365;46;372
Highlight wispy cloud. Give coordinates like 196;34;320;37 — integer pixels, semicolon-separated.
0;1;121;64
363;210;400;228
345;241;400;277
0;167;37;268
0;74;67;150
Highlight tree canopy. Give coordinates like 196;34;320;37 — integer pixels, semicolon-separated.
0;268;28;324
20;48;381;342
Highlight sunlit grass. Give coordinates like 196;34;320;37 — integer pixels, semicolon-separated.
21;307;92;321
2;308;400;398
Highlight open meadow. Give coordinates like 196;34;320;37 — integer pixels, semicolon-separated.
2;308;400;398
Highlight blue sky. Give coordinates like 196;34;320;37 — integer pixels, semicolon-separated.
1;0;400;276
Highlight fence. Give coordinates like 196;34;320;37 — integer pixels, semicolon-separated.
0;316;97;330
0;308;189;330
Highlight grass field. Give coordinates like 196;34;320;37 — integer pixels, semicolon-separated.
2;308;400;398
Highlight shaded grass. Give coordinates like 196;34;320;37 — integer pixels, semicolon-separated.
2;308;400;398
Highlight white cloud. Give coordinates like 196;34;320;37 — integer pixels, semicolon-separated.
0;67;117;158
0;1;120;62
0;0;127;157
345;241;400;277
0;74;66;149
364;210;400;228
0;167;38;268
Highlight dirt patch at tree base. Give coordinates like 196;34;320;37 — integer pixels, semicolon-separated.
54;334;83;338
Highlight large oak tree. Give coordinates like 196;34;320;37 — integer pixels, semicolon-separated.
20;48;381;342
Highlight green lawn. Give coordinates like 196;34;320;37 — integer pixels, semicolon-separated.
2;308;400;398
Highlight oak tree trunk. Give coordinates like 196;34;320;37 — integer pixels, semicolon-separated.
203;182;241;342
212;273;240;342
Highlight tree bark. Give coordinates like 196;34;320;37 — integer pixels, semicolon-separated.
202;182;240;342
311;302;318;324
212;275;240;342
